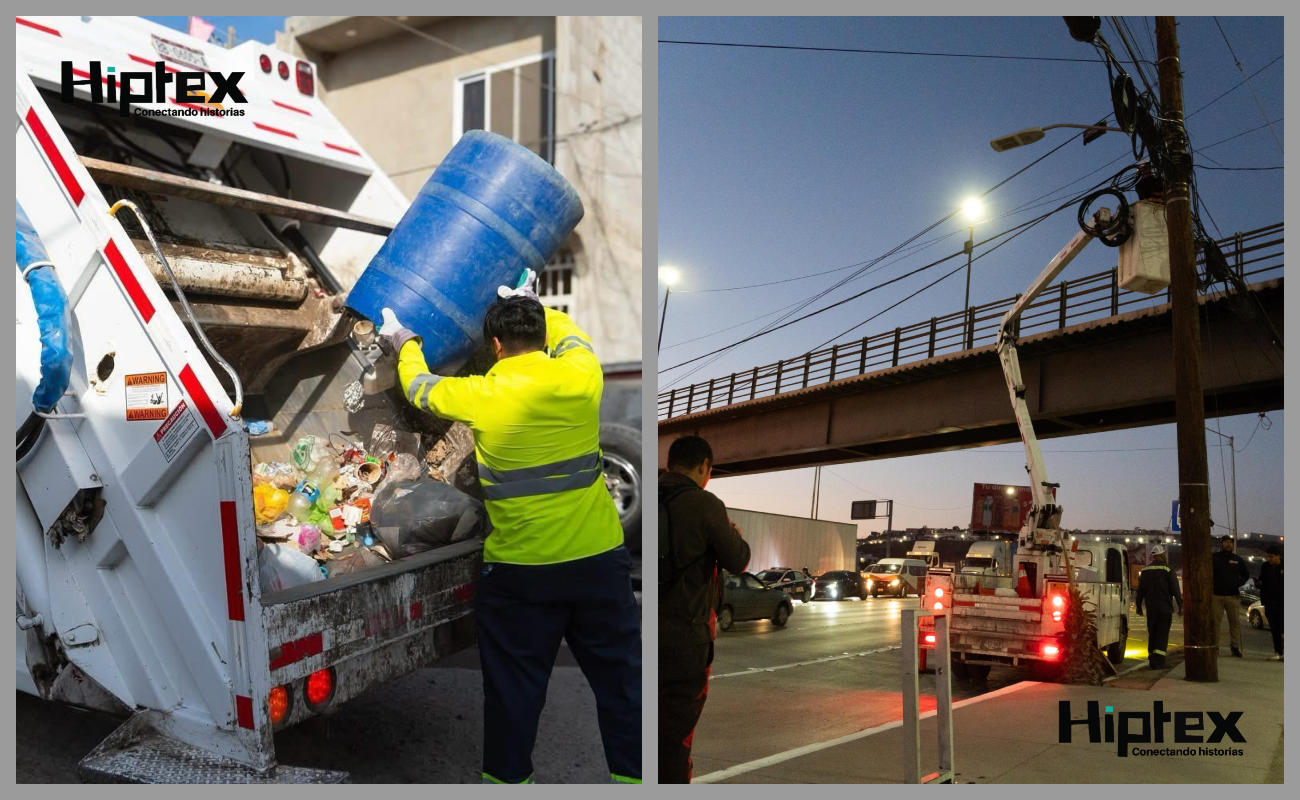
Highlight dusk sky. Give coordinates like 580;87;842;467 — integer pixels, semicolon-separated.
658;16;1284;538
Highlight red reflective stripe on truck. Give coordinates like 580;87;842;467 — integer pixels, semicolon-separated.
253;122;297;139
453;582;476;603
269;632;324;670
324;142;361;156
178;365;228;438
103;240;155;322
220;501;245;621
129;53;180;72
235;695;254;729
273;99;311;116
25;107;85;207
410;602;424;620
16;17;60;36
71;67;121;90
953;600;975;607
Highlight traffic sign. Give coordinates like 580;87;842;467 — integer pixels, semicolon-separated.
1171;499;1181;532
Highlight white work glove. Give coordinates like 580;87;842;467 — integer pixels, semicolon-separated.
498;268;540;302
379;307;419;354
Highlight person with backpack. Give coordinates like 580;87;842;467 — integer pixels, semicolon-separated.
659;435;750;784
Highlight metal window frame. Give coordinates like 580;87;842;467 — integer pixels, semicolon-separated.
451;50;556;162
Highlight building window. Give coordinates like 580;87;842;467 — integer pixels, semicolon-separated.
454;52;555;163
538;247;574;314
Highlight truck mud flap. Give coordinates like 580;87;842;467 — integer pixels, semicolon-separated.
79;711;348;784
261;539;482;730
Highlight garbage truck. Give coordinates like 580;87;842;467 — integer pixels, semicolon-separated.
15;16;638;781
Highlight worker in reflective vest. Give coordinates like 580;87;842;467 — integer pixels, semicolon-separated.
1135;545;1182;670
381;270;641;785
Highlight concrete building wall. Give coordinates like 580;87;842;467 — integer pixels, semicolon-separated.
278;16;642;364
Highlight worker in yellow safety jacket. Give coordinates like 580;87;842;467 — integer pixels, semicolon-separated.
379;269;641;785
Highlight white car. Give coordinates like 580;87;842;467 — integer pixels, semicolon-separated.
1248;600;1271;630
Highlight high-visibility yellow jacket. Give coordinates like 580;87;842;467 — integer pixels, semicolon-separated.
397;307;623;565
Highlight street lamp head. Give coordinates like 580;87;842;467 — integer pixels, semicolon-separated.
990;127;1046;153
659;266;681;287
962;198;985;223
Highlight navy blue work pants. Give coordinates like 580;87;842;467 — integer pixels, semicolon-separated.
476;546;642;784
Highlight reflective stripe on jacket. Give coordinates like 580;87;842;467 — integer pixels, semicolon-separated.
397;307;622;565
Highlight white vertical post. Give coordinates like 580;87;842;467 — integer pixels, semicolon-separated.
902;608;921;784
935;613;954;781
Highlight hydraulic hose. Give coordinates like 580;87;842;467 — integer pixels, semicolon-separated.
108;199;244;418
278;220;344;295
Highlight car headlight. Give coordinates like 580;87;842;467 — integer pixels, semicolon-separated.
891;579;899;585
867;579;873;587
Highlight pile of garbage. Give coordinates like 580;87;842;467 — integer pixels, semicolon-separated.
253;424;488;594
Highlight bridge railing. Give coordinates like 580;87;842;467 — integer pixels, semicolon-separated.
658;222;1283;420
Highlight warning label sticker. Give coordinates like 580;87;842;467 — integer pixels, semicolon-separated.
125;372;169;421
153;400;198;462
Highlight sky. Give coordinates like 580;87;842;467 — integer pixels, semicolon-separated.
658;16;1284;538
144;16;285;46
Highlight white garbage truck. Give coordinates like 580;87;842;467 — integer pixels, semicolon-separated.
14;16;636;782
918;215;1135;679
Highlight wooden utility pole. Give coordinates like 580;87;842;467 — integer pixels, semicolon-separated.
1156;17;1217;682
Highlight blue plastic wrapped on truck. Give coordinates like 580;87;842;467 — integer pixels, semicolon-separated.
345;130;585;374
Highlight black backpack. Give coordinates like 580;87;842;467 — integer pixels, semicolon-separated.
659;481;705;596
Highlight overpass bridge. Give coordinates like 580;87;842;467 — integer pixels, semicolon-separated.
657;224;1283;477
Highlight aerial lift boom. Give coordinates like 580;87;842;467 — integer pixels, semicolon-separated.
996;209;1114;587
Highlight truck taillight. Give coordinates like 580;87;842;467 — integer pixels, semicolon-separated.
278;60;290;80
296;60;314;96
934;587;944;597
925;634;936;644
932;601;943;611
259;54;272;73
304;667;335;709
1053;611;1062;622
268;685;291;725
1052;595;1064;608
1043;644;1060;658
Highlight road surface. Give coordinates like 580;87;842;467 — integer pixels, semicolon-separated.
16;646;612;784
691;593;1184;782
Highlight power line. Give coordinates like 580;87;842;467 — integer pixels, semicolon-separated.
660;127;1097;380
1194;117;1284;152
658;38;1107;64
1186;54;1283;121
1195;165;1283;171
822;468;968;511
1212;18;1284;154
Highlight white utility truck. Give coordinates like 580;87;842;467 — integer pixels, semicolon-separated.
919;213;1135;680
15;16;631;782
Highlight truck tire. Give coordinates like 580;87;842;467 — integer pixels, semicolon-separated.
968;664;991;681
719;606;735;632
600;423;642;555
773;603;790;626
1106;617;1128;665
951;658;969;681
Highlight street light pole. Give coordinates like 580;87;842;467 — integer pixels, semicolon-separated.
964;226;974;347
657;284;672;353
1156;16;1216;683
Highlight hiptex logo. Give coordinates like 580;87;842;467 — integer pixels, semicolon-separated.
61;61;246;117
1059;701;1245;757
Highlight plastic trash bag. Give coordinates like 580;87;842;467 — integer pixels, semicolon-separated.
326;547;388;578
259;542;325;593
253;484;289;525
253;462;301;490
291;435;330;473
371;478;489;558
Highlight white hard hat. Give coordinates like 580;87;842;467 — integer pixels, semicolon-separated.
1150;545;1166;557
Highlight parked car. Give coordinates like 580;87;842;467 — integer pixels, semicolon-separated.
1248;600;1271;630
599;363;641;556
866;558;928;597
757;568;816;602
720;572;795;630
1239;587;1259;609
814;571;868;601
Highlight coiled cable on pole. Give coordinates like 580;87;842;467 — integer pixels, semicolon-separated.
108;200;244;418
1077;188;1132;247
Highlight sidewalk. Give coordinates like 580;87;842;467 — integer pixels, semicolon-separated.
705;631;1284;784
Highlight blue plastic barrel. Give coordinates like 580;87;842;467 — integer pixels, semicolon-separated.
346;130;584;373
